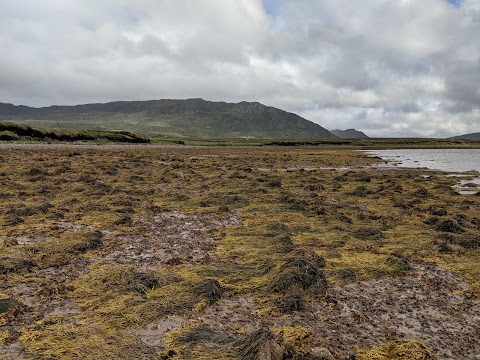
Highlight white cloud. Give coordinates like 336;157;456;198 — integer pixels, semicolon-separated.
0;0;479;137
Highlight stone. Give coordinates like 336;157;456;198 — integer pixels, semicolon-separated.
310;347;335;360
256;339;285;360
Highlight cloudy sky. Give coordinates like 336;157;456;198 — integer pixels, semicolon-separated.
1;0;479;137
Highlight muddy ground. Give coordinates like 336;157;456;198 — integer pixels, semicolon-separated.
0;144;479;359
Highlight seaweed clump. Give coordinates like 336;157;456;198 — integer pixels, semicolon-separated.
162;321;236;359
20;319;158;360
174;323;232;345
234;329;284;360
70;230;103;253
274;295;304;313
192;279;225;305
0;298;24;315
0;257;36;275
434;219;464;233
386;255;413;274
73;263;162;303
356;339;437;360
352;227;384;241
457;236;480;250
270;252;327;297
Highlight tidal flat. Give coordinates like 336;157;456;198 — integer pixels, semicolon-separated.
0;144;479;359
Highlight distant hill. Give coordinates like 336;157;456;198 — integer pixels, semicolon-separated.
330;128;369;139
450;132;480;141
0;99;336;139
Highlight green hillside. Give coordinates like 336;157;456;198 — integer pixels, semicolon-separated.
0;99;336;139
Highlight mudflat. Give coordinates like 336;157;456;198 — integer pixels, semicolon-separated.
1;144;479;359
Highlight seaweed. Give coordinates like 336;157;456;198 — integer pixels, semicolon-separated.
434;219;464;233
270;252;327;297
356;340;437;360
234;329;283;360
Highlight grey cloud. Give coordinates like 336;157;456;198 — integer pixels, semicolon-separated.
384;103;422;114
0;0;480;137
322;55;377;91
354;110;368;121
444;102;474;114
444;60;480;107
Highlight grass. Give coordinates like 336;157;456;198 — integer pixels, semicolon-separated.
0;145;478;359
3;119;480;147
150;136;480;148
0;121;150;143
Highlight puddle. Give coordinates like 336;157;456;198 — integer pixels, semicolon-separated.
453;178;480;195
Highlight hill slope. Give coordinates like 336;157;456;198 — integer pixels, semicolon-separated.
450;132;480;141
0;99;336;139
331;128;369;139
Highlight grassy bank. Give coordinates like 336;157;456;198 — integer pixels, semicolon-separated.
151;136;480;148
2;120;480;148
0;121;150;143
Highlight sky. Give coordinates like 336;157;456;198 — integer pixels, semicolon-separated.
1;0;479;137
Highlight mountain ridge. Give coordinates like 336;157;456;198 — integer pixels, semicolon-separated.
450;132;480;141
331;128;369;139
0;99;336;139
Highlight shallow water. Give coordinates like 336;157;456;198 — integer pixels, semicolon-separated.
365;149;480;194
365;149;480;173
452;178;480;195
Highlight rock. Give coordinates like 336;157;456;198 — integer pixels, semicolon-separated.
310;347;335;360
256;339;285;360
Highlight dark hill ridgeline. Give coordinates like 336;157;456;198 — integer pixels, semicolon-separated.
331;128;369;139
0;99;336;139
450;132;480;141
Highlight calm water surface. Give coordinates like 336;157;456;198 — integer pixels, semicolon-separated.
365;149;480;173
365;149;480;194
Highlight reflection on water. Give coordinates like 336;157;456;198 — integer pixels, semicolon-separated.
365;149;480;194
365;149;480;173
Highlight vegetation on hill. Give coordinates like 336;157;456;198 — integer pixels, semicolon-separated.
0;121;150;143
331;128;369;139
0;99;336;139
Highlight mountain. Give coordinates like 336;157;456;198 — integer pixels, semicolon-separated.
0;99;336;139
330;128;369;139
450;132;480;141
